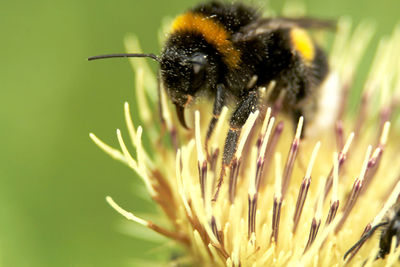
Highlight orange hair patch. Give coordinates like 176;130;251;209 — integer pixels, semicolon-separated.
171;12;240;68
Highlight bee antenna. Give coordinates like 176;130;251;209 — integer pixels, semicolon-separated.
88;53;160;62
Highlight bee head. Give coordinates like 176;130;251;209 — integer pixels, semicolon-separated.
87;35;221;129
160;40;220;128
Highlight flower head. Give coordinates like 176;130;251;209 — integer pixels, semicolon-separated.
90;16;400;267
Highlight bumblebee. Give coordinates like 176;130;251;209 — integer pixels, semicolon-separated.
89;1;330;165
344;201;400;261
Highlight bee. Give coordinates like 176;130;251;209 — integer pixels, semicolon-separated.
89;1;331;166
344;201;400;261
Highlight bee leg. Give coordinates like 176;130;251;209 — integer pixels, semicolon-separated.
223;90;258;165
213;91;258;201
205;84;226;155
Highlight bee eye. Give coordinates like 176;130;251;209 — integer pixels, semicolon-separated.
190;53;207;90
193;62;204;75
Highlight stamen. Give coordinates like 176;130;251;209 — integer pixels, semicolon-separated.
247;192;258;238
301;215;341;266
135;68;152;124
258;243;275;265
211;216;223;244
324;132;354;199
353;93;369;140
293;141;321;233
115;129;155;196
213;167;226;202
347;20;376;83
192;230;212;259
305;142;321;180
255;117;275;190
342;132;355;156
282;117;303;197
176;149;191;216
106;196;147;226
260;121;284;190
226;258;233;267
210;148;220;189
271;153;283;244
135;127;156;196
208;243;227;265
179;144;196;219
325;152;339;225
257;108;272;149
335;145;372;233
124;34;157;98
378;107;391;143
195;111;208;200
106;196;189;244
236;110;260;159
124;102;154;169
159;75;178;149
263;81;276;102
124;102;137;143
246;75;258;89
304;178;324;253
231;220;242;266
379;121;391;146
361;146;384;194
332;152;339;207
247;116;275;238
228;157;241;203
330;17;351;69
272;90;286;117
358;145;373;177
295;116;304;140
304;218;321;254
211;107;229;150
335;120;344;151
89;133;126;163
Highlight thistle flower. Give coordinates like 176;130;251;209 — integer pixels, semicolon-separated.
90;16;400;267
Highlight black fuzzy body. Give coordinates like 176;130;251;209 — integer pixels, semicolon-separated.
160;1;329;164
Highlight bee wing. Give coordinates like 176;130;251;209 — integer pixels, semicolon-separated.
232;17;335;42
270;17;336;29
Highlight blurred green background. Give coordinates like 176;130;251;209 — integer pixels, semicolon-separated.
0;0;398;266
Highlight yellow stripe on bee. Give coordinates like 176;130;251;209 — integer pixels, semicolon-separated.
290;28;315;63
171;12;240;68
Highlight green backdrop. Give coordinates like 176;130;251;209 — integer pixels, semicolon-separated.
1;0;398;266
